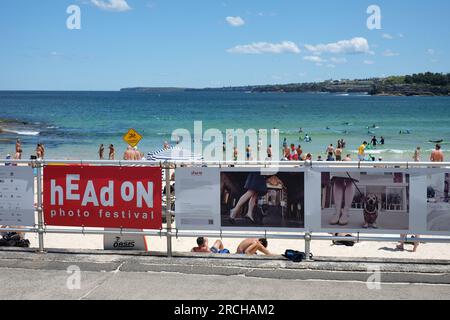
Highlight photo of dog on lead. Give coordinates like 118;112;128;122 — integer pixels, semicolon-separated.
321;172;410;231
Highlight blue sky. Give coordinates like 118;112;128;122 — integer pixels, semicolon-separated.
0;0;449;90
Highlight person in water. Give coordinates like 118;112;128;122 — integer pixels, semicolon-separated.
371;136;378;147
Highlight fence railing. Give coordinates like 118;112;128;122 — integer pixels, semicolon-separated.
1;158;450;260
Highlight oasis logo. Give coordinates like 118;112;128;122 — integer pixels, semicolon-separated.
113;237;135;249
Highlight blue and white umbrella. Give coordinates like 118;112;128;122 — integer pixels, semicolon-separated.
147;146;203;162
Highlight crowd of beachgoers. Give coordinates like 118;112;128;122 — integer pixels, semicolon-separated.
3;136;445;163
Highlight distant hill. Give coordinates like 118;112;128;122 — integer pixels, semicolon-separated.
121;72;450;96
120;87;187;93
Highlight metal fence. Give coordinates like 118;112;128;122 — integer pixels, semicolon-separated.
2;158;450;260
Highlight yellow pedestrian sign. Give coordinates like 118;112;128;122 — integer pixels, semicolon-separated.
123;128;143;147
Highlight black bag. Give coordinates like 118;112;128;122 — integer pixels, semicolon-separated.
0;233;30;248
283;249;312;262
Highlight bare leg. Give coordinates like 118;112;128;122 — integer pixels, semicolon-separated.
244;242;260;255
213;240;224;250
331;181;344;224
246;193;258;221
413;235;420;252
339;182;355;225
396;234;406;250
230;190;256;219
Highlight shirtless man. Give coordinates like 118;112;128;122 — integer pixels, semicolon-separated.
236;238;271;255
430;144;444;162
326;144;335;155
191;237;228;254
123;146;134;160
335;146;343;161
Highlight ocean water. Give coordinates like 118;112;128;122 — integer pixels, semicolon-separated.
0;91;449;161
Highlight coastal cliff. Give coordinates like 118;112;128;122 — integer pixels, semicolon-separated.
121;72;450;96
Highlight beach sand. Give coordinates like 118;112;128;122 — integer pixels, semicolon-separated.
23;228;450;260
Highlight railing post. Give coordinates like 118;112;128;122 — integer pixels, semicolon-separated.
36;160;45;253
304;232;312;261
165;164;173;257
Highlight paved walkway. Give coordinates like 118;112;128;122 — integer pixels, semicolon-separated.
0;248;450;300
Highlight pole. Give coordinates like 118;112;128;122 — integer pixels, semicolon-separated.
165;164;173;257
304;232;312;261
36;160;45;253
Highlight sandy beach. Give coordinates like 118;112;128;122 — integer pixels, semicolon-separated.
21;227;450;261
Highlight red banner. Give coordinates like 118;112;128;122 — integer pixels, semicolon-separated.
43;166;162;229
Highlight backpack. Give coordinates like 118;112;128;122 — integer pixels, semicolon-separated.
0;232;30;248
283;249;313;262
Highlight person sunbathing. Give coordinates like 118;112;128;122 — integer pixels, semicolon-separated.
191;237;229;254
236;238;271;255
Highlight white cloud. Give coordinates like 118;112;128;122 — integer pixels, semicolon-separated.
91;0;131;12
330;57;347;64
382;33;394;39
364;60;375;65
227;41;301;54
383;49;400;57
226;16;245;27
303;56;325;63
427;49;436;55
305;37;371;55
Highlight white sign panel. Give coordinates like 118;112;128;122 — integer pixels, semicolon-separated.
104;228;147;251
175;168;220;230
0;166;35;226
311;167;412;234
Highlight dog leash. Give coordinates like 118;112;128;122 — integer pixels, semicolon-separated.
346;172;365;197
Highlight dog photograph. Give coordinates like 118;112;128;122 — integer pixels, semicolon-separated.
221;171;304;229
427;173;450;232
321;171;410;231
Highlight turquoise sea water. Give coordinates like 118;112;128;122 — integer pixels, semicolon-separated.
0;91;449;161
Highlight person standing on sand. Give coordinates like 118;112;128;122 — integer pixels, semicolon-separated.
335;146;343;161
98;144;105;160
108;144;115;160
413;147;421;162
14;139;22;160
296;145;303;159
326;144;335;155
233;147;239;161
40;144;45;159
267;144;272;160
236;238;271;255
36;144;42;159
430;144;444;162
246;144;252;161
358;141;368;161
123;146;133;160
